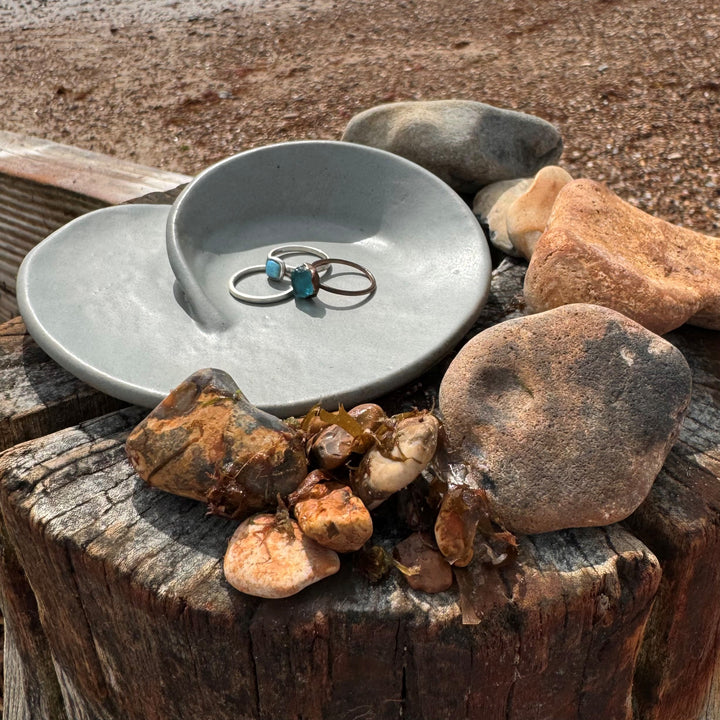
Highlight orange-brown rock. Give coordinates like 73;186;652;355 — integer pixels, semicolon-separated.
524;179;720;334
393;532;453;594
505;165;572;258
293;482;373;553
439;304;692;534
125;368;307;518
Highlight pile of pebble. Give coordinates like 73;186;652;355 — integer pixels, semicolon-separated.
126;99;708;598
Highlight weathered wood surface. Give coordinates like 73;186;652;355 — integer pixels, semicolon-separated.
0;407;660;720
0;258;720;719
0;131;190;323
625;326;720;720
0;317;127;451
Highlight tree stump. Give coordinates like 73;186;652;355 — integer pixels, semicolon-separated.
0;407;660;720
0;258;719;719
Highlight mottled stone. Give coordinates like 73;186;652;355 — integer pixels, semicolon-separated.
293;482;373;553
506;165;573;258
473;177;532;256
125;368;307;517
439;304;692;534
524;179;720;334
342;100;563;194
352;412;440;510
223;513;340;598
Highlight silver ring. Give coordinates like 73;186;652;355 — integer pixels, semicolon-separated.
228;265;294;304
266;245;330;280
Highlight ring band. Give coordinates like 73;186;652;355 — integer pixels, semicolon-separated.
266;245;330;280
228;265;294;304
291;259;376;299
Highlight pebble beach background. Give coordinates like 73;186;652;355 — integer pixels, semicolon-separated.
0;0;718;232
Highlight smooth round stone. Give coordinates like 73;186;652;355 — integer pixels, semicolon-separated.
439;303;692;535
342;100;563;194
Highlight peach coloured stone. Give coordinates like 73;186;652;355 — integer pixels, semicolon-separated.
438;304;692;535
223;514;340;598
505;165;573;259
473;177;531;256
524;179;720;335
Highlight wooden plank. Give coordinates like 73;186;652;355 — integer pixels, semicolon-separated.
0;131;190;206
0;317;128;452
0;131;190;323
0;407;660;720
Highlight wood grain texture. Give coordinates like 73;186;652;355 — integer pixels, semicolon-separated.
0;316;128;451
0;131;190;206
626;326;720;720
0;407;660;720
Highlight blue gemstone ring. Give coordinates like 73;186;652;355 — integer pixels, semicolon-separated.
265;245;331;281
291;259;377;300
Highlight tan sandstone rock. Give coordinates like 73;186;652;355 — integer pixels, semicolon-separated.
438;304;692;535
472;177;532;256
524;179;720;335
505;165;573;258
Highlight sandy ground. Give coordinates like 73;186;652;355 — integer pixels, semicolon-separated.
0;0;719;235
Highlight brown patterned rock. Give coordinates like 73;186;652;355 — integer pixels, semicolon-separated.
524;179;720;334
439;304;692;534
393;532;453;594
125;368;307;517
505;165;572;258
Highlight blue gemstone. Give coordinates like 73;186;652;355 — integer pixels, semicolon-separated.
291;265;317;298
265;258;283;280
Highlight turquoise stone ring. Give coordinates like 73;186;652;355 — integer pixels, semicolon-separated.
290;259;376;300
265;245;330;281
229;250;375;304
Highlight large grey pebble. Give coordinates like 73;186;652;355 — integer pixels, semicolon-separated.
439;304;692;535
342;100;563;194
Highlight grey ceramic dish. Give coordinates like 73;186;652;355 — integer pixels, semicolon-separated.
18;140;491;416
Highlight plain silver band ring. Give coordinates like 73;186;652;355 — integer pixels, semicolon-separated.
228;264;294;304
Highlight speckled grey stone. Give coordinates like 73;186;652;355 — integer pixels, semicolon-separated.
342;100;563;194
439;303;692;535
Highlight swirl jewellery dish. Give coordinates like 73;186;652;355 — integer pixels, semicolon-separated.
17;141;491;416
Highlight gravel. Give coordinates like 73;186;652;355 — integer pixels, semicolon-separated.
0;0;718;232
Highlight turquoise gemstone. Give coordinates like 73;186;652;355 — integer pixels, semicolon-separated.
265;258;283;280
291;265;317;298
